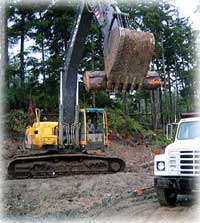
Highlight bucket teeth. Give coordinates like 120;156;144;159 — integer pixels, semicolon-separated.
104;27;155;92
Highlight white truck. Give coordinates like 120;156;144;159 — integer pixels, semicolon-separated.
154;113;200;206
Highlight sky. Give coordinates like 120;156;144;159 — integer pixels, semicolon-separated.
174;0;200;31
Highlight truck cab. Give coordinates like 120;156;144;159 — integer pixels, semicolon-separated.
154;114;200;206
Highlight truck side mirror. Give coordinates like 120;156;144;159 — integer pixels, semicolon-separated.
166;123;178;141
166;124;173;140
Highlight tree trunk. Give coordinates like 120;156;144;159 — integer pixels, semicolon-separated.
181;58;190;113
151;90;158;130
41;38;47;111
122;93;129;117
144;97;148;118
4;5;9;89
159;87;164;127
174;54;179;122
154;59;164;128
19;13;25;109
91;34;96;107
167;71;173;122
161;36;169;124
92;91;96;107
40;13;47;112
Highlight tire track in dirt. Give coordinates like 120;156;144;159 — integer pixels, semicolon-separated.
2;139;199;222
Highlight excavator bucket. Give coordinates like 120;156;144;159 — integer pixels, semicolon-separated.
104;27;155;92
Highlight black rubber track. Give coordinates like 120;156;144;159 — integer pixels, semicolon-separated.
7;153;126;179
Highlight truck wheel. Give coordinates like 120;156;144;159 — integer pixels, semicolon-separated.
156;188;177;206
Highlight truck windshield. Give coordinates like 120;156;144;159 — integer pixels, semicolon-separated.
177;121;200;140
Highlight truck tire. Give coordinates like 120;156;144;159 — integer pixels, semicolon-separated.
156;188;177;206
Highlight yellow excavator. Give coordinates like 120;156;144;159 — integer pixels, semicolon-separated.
8;0;160;179
8;106;123;178
25;108;108;151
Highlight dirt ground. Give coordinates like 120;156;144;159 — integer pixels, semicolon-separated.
1;138;199;223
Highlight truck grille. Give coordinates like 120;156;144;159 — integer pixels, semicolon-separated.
180;150;200;175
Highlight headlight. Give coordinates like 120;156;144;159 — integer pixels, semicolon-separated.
157;161;165;171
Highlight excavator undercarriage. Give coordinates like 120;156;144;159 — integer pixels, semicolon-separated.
8;153;125;179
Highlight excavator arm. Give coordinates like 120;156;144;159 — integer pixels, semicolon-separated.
62;3;92;125
62;0;155;124
60;0;156;148
86;1;155;92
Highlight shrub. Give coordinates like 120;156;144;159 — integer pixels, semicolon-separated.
106;108;145;137
106;108;170;146
6;109;34;133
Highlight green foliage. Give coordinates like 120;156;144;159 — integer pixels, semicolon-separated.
6;109;34;133
143;130;171;146
106;108;145;137
95;92;110;108
107;108;171;146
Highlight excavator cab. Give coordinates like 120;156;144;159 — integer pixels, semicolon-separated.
80;108;108;150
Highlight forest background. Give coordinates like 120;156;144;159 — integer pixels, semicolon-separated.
3;0;200;145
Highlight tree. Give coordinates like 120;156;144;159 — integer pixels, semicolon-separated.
121;0;196;125
6;0;196;133
7;1;36;109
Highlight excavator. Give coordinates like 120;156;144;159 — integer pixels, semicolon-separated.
7;0;160;179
